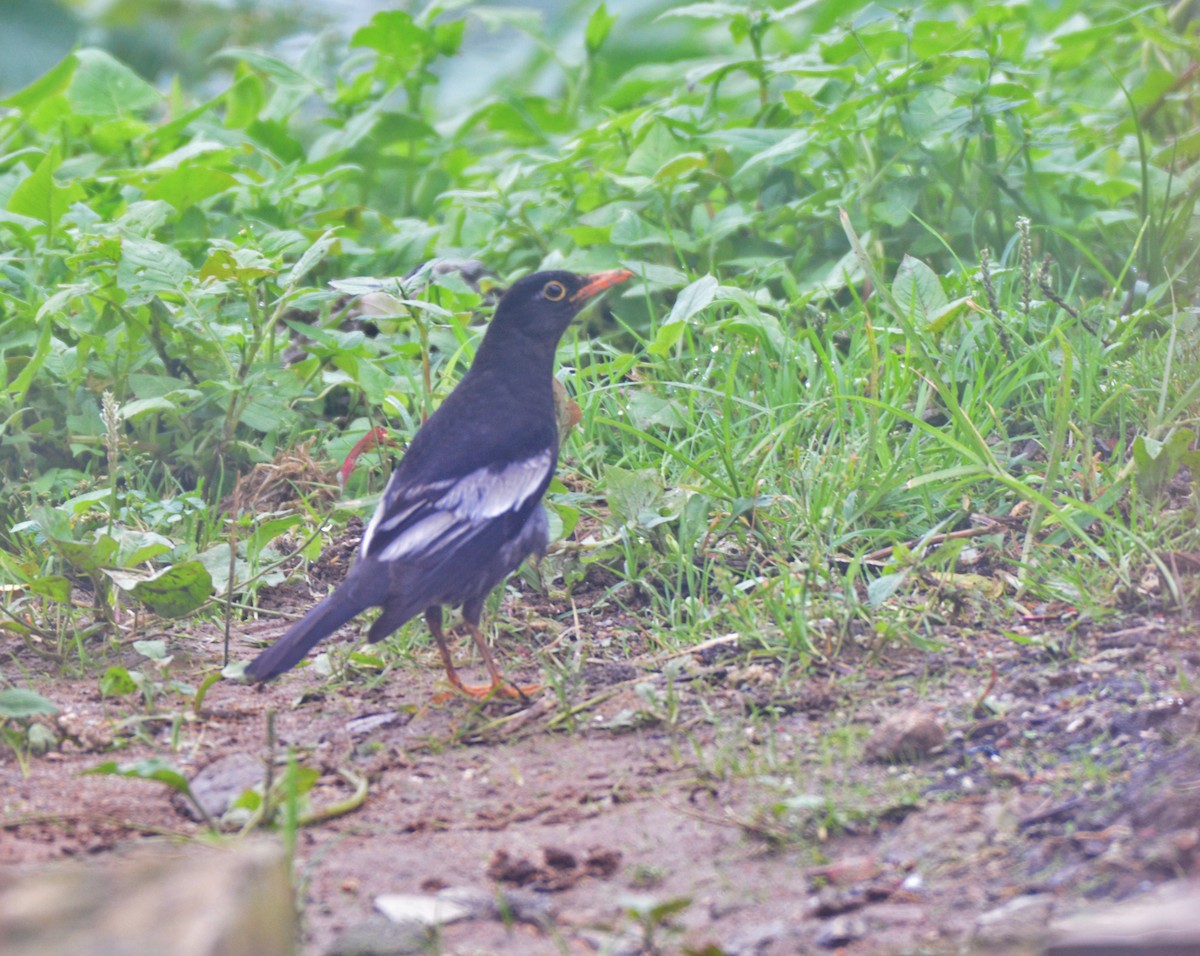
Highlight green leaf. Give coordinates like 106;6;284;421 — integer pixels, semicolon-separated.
0;688;58;719
224;70;265;129
605;466;663;527
285;229;339;289
2;53;77;112
85;757;194;797
117;236;193;301
585;3;618;55
627;391;686;430
6;313;53;405
7;147;85;230
867;571;909;608
66;49;160;117
621;894;694;921
666;275;719;325
626;123;681;177
119;396;180;421
53;534;120;575
106;561;213;618
27;575;71;603
200;246;276;282
925;297;972;334
145;165;237;212
134;639;169;662
99;666;139;697
892;254;947;322
654;152;707;182
247;514;306;557
351;10;431;75
111;528;175;567
656;3;744;20
1133;429;1197;500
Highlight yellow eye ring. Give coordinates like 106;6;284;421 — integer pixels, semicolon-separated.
543;281;567;301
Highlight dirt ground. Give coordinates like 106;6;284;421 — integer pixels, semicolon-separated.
3;555;1199;954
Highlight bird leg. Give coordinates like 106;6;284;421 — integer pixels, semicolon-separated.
425;608;540;701
463;621;542;700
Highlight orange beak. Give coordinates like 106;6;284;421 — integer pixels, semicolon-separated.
571;268;634;303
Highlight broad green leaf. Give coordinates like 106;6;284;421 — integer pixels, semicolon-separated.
2;53;77;111
892;255;947;322
925;296;973;334
106;562;213;618
586;3;618;54
66;49;160;117
119;397;179;421
85;758;194;797
247;514;306;557
654;152;707;182
53;535;120;575
117;236;193;301
111;528;175;568
145;165;237;212
285;229;339;289
628;391;686;430
6;314;53;405
134;639;169;662
867;571;909;607
1133;429;1198;500
648;321;687;357
604;466;663;527
736;130;813;177
27;575;71;604
666;275;719;326
224;70;265;129
626;123;680;177
0;688;58;719
7;147;84;230
351;10;430;75
657;3;745;20
99;667;139;697
200;247;276;282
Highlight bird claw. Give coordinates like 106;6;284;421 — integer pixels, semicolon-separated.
433;679;542;704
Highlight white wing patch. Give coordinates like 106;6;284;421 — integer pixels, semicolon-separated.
439;450;554;519
367;451;553;562
376;510;468;561
359;477;453;555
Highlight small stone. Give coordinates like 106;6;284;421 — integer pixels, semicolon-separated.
816;913;866;948
496;888;556;925
433;886;504;921
1047;880;1200;954
0;840;293;956
864;710;946;763
721;920;790;955
345;712;408;737
175;752;263;822
325;915;430;956
373;893;473;926
972;893;1055;946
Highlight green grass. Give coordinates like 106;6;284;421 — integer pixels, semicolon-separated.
0;0;1197;686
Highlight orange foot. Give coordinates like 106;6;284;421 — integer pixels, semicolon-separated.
433;679;542;704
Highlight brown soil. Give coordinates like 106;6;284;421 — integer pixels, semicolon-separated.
3;557;1198;954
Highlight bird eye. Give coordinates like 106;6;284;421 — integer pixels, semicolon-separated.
543;281;567;302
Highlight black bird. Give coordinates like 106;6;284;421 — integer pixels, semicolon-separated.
245;268;633;698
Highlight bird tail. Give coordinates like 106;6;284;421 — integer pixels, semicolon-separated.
245;566;383;682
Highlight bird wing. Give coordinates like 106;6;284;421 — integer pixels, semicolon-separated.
359;448;555;563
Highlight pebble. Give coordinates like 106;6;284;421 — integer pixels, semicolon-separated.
864;710;946;763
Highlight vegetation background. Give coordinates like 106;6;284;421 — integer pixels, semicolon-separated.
1;0;1198;888
1;1;1198;952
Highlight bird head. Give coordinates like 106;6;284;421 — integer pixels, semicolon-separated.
488;268;633;343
